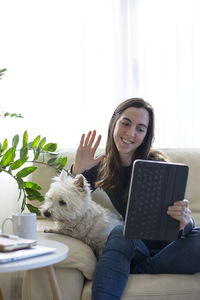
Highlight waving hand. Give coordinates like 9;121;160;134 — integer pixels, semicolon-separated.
72;130;105;175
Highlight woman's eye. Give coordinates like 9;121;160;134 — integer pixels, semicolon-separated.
137;127;146;133
121;121;130;127
59;199;66;206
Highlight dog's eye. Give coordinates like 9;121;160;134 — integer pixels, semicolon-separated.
59;199;66;206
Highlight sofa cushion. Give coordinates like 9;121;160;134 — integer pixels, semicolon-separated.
37;219;97;280
81;273;200;300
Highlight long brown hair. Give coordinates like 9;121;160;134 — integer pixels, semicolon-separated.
95;98;156;191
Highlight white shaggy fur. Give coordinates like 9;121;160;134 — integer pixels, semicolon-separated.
41;170;123;256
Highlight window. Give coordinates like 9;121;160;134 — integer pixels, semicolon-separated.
1;0;200;149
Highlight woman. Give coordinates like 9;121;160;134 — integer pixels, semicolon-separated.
71;98;200;300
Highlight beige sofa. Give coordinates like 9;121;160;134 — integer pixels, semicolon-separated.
24;148;200;300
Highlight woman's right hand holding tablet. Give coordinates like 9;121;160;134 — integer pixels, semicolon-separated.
72;130;105;176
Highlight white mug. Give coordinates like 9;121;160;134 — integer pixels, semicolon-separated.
1;213;37;240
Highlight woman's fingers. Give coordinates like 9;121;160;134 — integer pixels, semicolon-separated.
174;199;189;207
79;133;86;147
92;133;102;151
167;206;191;217
88;130;97;147
167;200;190;216
73;130;103;175
80;130;97;148
167;199;192;229
84;131;93;147
80;130;101;152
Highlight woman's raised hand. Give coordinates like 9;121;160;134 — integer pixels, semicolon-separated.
72;130;105;175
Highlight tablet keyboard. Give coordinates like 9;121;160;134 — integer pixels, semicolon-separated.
124;160;188;241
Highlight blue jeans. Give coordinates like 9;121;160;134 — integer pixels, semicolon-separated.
92;225;200;300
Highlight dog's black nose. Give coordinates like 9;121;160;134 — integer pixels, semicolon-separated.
43;210;51;218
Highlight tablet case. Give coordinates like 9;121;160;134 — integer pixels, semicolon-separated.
123;160;189;241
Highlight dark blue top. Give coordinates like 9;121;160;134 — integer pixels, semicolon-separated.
83;164;132;218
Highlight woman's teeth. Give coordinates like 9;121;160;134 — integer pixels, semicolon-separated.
122;138;133;144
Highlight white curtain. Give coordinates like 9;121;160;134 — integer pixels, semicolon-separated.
0;0;200;149
128;0;200;148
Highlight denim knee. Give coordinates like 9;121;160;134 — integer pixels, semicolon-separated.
133;227;200;275
104;225;144;260
108;224;124;238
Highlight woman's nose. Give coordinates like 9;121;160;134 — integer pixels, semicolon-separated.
127;126;136;137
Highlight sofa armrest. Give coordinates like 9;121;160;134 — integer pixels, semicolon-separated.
37;219;97;280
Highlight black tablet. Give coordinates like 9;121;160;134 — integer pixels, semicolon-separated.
123;160;189;241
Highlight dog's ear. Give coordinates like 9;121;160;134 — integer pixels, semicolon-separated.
59;170;67;182
74;174;86;191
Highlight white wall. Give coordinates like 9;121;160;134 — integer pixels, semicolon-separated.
0;172;21;232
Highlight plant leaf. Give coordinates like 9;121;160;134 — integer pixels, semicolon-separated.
26;204;41;216
38;137;46;149
0;68;7;79
0;68;7;74
12;135;19;147
43;143;57;152
47;157;58;165
25;188;44;201
16;166;37;178
20;146;28;159
10;157;28;170
0;146;16;167
30;135;41;149
1;139;8;154
33;148;40;160
23;130;28;147
16;177;25;189
55;156;62;165
24;181;41;190
60;156;67;168
27;142;33;150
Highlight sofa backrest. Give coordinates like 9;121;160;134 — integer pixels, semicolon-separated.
30;148;200;222
162;148;200;215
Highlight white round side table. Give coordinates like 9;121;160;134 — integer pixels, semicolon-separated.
0;239;69;300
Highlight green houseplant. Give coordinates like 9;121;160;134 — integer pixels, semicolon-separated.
0;130;68;215
0;68;68;215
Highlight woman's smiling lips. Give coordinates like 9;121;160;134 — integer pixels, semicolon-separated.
121;137;134;144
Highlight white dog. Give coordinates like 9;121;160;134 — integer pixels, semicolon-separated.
41;170;122;256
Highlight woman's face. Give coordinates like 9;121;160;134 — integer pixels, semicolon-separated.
113;107;149;166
